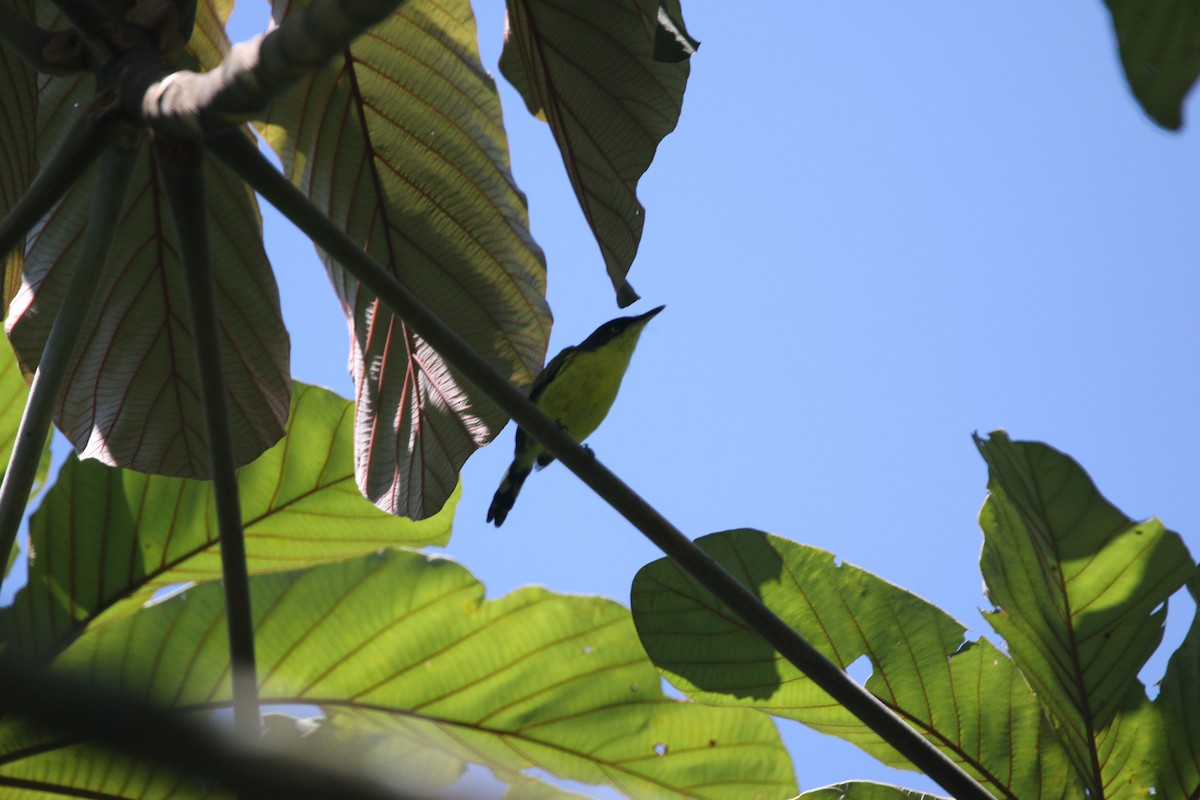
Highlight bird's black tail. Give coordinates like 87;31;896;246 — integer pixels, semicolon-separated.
487;461;532;527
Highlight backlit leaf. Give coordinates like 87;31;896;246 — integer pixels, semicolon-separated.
500;0;695;302
799;783;947;800
262;0;550;519
4;551;797;799
0;0;38;303
1153;578;1200;797
632;530;1076;799
1;382;454;660
6;2;291;478
976;431;1193;795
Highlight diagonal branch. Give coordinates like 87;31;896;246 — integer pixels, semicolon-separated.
207;131;997;800
0;142;136;596
155;133;260;741
0;93;124;266
141;0;411;137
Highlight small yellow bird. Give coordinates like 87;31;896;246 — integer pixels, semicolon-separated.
487;305;665;527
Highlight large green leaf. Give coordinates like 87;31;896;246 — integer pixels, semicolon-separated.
0;551;796;799
4;1;291;479
499;0;696;303
632;530;1077;800
975;431;1194;795
1152;578;1200;797
262;0;550;520
798;783;947;800
1102;0;1200;130
1;382;455;660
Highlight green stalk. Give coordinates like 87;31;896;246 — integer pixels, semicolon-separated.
208;131;997;800
154;134;259;741
0;143;136;597
0;101;118;265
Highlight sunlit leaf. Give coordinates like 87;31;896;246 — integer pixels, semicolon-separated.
262;0;550;519
5;3;291;478
632;530;1076;799
1;382;455;660
798;782;947;800
975;431;1193;795
500;0;695;303
1153;577;1200;797
5;551;796;799
1102;0;1200;129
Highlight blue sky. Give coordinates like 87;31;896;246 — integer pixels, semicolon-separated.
217;1;1198;795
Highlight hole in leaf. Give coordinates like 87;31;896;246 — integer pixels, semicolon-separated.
653;743;668;756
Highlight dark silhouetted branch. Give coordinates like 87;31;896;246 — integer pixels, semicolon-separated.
208;131;996;800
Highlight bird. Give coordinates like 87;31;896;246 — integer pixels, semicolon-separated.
487;304;665;527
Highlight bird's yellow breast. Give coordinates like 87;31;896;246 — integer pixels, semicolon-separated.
534;346;636;442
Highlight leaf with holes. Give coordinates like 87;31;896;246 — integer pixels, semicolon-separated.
5;2;291;479
632;529;1077;799
1152;577;1200;797
976;431;1193;796
0;382;455;661
798;783;948;800
500;0;696;304
262;0;550;520
1102;0;1200;129
1;550;796;799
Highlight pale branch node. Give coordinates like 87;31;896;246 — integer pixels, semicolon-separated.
141;0;413;136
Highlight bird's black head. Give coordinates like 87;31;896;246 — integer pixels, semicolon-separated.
576;305;665;352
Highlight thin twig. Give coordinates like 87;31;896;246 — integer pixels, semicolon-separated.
0;143;137;597
0;95;123;266
0;655;452;800
140;0;410;136
154;133;260;741
207;132;996;800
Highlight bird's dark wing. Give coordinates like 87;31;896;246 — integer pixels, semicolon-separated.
528;345;576;404
514;346;576;457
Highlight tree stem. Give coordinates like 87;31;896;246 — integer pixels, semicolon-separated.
208;131;996;800
0;143;136;597
155;134;260;741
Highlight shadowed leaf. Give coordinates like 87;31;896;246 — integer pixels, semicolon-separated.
976;431;1193;795
500;0;695;303
1;382;455;660
1102;0;1200;129
3;551;796;799
632;529;1076;799
262;0;550;520
6;2;291;478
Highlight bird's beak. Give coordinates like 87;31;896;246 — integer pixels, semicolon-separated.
637;305;666;323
